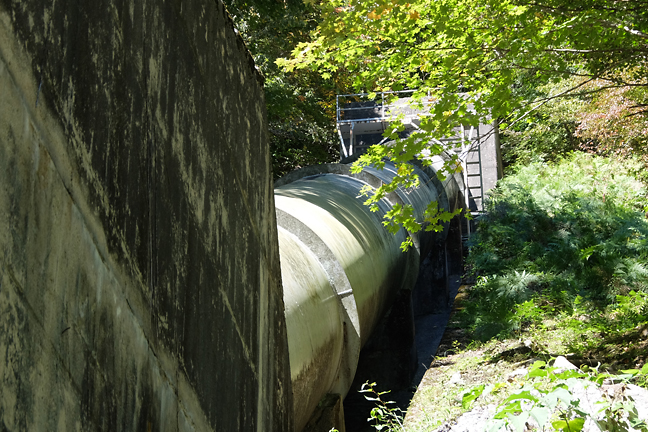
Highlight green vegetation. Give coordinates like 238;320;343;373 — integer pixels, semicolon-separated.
500;76;584;169
464;153;648;343
279;0;648;236
262;0;648;426
260;0;648;427
484;361;648;432
502;73;648;171
360;382;406;431
366;357;648;431
253;0;648;427
357;154;648;431
223;0;339;178
404;351;648;432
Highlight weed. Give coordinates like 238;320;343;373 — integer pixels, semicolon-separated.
483;360;648;432
360;381;405;431
404;154;648;432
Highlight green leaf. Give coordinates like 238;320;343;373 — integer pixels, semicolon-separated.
507;412;531;432
529;406;550;428
486;418;507;432
501;390;539;405
555;370;588;380
620;369;641;376
462;385;486;409
552;419;568;430
494;401;523;419
552;417;585;432
527;363;548;378
549;386;573;405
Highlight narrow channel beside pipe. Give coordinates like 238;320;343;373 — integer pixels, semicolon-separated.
275;155;465;432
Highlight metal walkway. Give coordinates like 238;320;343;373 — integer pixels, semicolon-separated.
336;90;432;159
336;91;502;233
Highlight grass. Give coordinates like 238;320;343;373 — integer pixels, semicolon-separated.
405;307;554;431
462;153;648;343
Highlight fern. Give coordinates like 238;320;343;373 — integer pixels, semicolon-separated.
464;153;648;339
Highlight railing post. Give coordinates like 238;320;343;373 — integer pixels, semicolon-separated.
338;127;348;159
350;122;355;157
336;94;340;122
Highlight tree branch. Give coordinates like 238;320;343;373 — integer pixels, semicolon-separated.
594;19;648;40
521;1;648;16
505;77;598;128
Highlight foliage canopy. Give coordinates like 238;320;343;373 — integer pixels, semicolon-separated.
281;0;648;131
280;0;648;233
224;0;340;178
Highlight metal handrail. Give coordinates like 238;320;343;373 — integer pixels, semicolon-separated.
336;90;434;122
336;89;415;98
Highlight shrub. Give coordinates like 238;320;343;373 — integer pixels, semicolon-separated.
463;153;648;340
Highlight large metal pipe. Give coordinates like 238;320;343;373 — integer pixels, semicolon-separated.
275;157;464;431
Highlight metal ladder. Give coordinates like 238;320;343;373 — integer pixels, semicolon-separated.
458;126;484;238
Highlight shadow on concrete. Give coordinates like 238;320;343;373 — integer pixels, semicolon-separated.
343;267;463;432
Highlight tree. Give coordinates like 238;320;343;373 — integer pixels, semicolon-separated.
500;74;584;169
575;73;648;163
224;0;340;179
279;0;648;238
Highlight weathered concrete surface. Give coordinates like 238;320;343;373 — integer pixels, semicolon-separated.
478;122;503;202
0;1;291;431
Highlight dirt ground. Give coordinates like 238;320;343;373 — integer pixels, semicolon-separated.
403;285;648;432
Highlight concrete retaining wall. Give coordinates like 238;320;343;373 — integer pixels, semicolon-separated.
0;1;291;430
